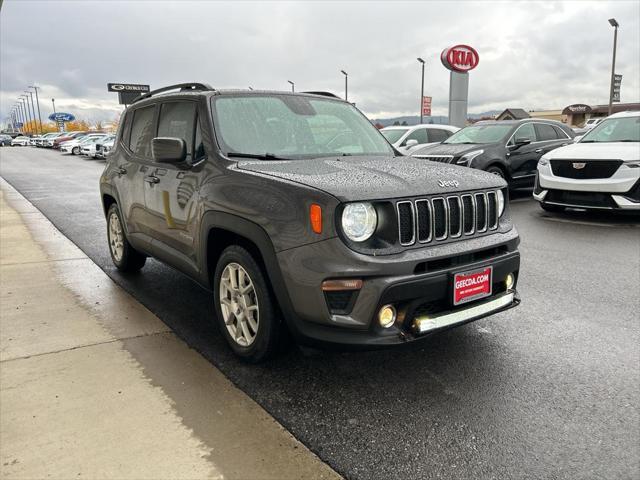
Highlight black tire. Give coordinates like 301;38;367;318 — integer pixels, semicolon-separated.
540;203;564;213
213;245;285;362
486;165;506;179
106;204;146;272
72;146;79;155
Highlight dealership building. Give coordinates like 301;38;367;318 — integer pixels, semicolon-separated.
496;102;640;127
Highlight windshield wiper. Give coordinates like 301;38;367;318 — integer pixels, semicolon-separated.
227;152;290;160
618;139;639;142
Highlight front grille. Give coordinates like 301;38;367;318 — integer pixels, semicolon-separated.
413;155;454;164
545;190;617;208
550;160;623;179
396;191;500;246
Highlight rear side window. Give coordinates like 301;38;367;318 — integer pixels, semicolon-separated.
535;123;559;141
157;102;197;162
427;129;450;143
129;105;156;158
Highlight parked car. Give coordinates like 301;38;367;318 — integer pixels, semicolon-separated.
411;119;575;187
44;132;72;148
11;136;31;146
95;135;115;159
100;83;521;362
0;131;22;139
34;132;62;147
381;124;459;154
0;134;12;146
534;110;640;212
583;117;604;130
53;131;88;149
80;135;109;157
60;133;107;154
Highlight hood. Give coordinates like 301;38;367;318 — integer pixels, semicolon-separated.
237;156;505;201
412;142;493;157
544;141;640;162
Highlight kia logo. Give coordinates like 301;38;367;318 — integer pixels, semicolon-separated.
441;45;479;73
438;180;459;188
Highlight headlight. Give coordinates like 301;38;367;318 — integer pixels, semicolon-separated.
624;160;640;168
341;202;377;242
456;149;484;166
497;190;505;217
538;156;549;166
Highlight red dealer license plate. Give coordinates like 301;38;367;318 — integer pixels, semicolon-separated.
453;266;493;306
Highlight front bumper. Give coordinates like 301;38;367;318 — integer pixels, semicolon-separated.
535;163;640;210
276;230;520;348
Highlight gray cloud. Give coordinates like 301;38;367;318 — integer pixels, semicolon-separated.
1;0;638;124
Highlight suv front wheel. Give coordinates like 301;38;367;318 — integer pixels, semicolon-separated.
106;204;146;272
213;245;284;362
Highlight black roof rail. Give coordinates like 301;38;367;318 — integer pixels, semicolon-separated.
132;82;215;104
301;91;340;99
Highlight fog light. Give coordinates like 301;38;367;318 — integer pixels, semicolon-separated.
378;305;396;328
505;273;515;290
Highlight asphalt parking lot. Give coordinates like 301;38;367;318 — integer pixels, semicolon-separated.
1;147;638;480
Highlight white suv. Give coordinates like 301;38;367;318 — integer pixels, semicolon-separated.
381;124;459;154
534;111;640;212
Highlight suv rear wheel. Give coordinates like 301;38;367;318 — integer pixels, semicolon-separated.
106;204;146;272
213;245;283;362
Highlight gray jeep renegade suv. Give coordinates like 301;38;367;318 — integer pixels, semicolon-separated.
100;82;521;362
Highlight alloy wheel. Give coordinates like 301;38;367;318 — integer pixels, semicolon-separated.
108;211;124;262
219;262;260;346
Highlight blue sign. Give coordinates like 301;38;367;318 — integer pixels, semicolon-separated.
48;112;75;122
15;122;23;128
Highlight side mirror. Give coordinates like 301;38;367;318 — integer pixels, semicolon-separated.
152;137;187;164
514;137;531;146
405;139;419;148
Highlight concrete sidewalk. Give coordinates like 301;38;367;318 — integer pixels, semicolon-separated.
0;179;339;480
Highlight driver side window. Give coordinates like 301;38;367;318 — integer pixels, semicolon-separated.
509;123;537;145
403;128;429;146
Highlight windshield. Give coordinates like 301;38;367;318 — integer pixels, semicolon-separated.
211;94;393;159
443;124;513;144
381;128;409;144
580;116;640;143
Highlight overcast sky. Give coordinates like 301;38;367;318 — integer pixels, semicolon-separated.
1;0;639;124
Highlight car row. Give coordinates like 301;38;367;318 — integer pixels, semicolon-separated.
6;130;116;160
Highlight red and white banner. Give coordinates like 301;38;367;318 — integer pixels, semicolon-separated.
422;96;432;116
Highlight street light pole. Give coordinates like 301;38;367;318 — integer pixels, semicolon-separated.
23;93;35;134
51;98;56;114
607;18;619;116
287;80;295;92
21;96;33;134
19;99;28;133
417;57;425;124
30;85;44;134
340;70;348;101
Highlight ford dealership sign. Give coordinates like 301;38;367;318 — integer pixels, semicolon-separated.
48;112;75;122
441;45;479;73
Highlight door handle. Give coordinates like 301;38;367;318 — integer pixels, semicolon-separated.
116;166;127;175
144;175;160;184
535;148;543;153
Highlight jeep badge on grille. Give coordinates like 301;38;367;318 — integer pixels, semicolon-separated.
438;180;459;188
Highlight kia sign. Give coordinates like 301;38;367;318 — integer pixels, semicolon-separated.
107;83;150;93
48;112;75;122
441;45;479;72
422;96;432;116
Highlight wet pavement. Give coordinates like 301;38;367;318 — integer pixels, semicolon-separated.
1;147;639;480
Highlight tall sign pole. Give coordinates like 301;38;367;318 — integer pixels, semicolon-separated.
607;18;619;116
441;45;479;128
417;57;425;124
